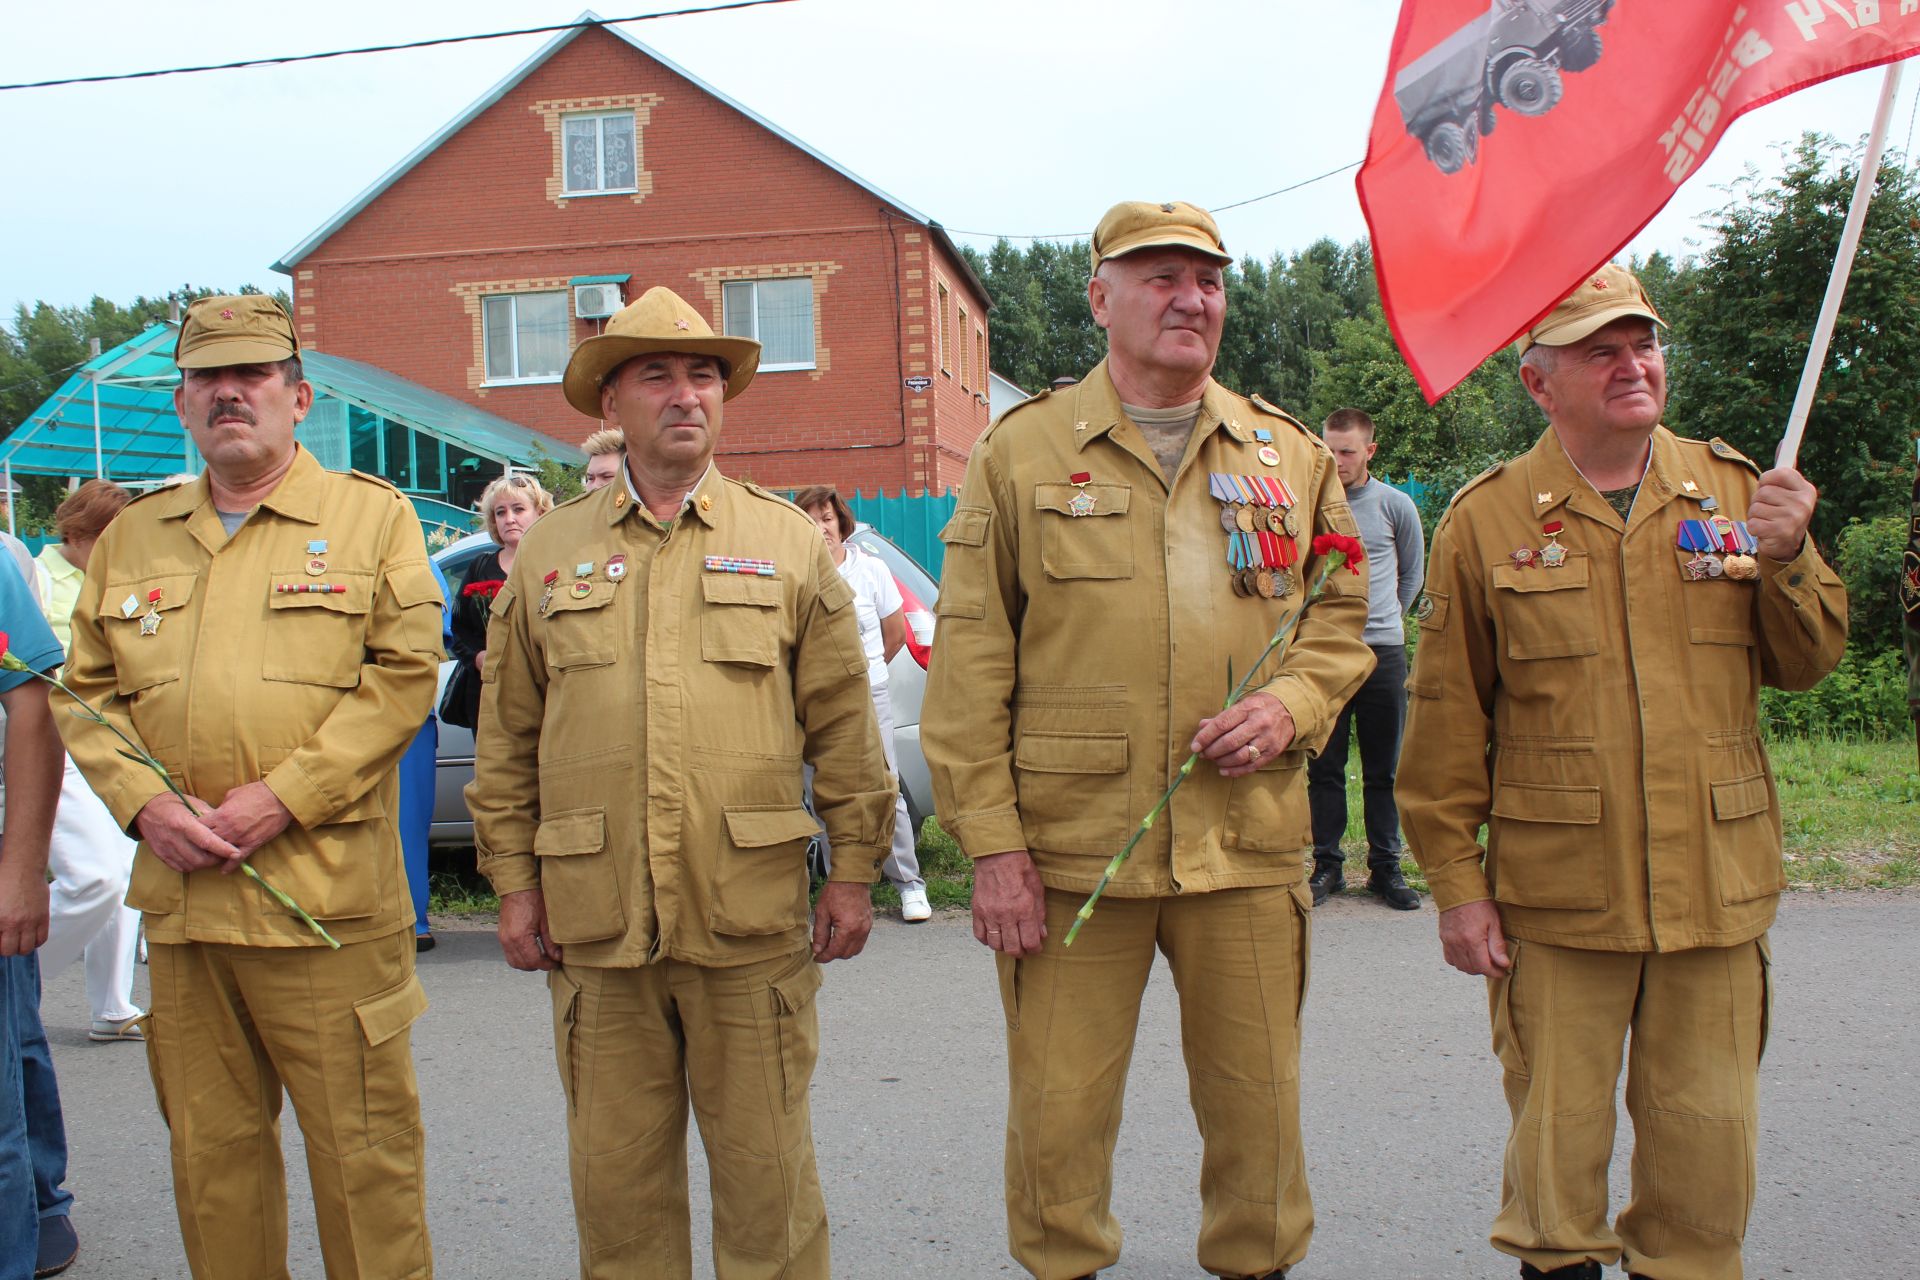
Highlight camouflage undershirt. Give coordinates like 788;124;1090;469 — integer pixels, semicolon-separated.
1600;484;1639;523
1120;399;1201;483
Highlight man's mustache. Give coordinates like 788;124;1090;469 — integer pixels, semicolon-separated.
206;403;257;429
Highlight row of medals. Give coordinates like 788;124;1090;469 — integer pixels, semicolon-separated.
1209;473;1301;599
1677;503;1761;580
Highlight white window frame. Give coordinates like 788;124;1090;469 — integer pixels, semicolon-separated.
722;278;817;373
560;111;639;196
480;292;568;386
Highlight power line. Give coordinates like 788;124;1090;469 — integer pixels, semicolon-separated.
0;1;796;93
941;160;1364;242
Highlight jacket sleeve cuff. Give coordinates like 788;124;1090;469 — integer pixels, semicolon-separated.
105;772;172;838
263;761;334;831
478;851;541;897
950;808;1028;860
1423;855;1494;913
1757;537;1823;602
824;843;886;885
1263;675;1329;755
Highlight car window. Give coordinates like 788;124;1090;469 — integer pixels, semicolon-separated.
849;529;938;605
434;539;498;587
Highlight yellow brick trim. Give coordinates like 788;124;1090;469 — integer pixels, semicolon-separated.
686;261;844;381
449;276;572;394
531;94;665;209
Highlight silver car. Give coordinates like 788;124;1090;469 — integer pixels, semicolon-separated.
429;524;940;845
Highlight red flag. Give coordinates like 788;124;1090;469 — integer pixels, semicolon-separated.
1359;1;1920;402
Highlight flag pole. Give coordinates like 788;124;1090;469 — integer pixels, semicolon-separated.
1776;62;1905;470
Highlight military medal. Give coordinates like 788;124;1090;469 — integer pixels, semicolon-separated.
571;580;593;598
1257;445;1280;468
1539;521;1568;569
703;556;777;577
1723;520;1760;580
120;593;139;618
306;558;327;576
1511;547;1535;569
1677;518;1720;579
539;569;559;616
606;554;627;581
308;539;328;555
139;587;163;636
274;583;347;594
1067;472;1096;517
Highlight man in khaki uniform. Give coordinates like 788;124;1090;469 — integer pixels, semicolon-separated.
1397;266;1849;1280
62;296;444;1279
468;286;894;1280
922;202;1374;1280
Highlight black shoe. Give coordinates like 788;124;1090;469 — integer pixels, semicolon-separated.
1519;1263;1600;1280
35;1215;78;1277
1367;867;1421;910
1308;863;1345;905
415;931;436;953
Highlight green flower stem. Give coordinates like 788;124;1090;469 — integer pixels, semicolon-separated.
24;668;340;949
1063;554;1345;948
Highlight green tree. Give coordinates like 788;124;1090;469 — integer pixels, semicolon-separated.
1662;134;1920;546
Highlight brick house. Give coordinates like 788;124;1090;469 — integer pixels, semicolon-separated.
273;13;992;493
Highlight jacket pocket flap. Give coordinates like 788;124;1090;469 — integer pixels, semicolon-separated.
723;806;822;849
1015;731;1129;775
940;507;991;547
534;808;607;856
546;582;617;613
1491;782;1601;824
101;573;198;618
1710;774;1771;821
386;562;447;609
1494;557;1591;593
267;571;374;614
701;575;782;607
354;975;428;1048
1034;483;1130;517
769;960;823;1014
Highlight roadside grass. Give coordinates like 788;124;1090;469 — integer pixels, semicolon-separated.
430;735;1918;915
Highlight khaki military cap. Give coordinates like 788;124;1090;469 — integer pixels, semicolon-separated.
1091;201;1231;271
1517;263;1665;355
175;295;300;368
562;286;760;418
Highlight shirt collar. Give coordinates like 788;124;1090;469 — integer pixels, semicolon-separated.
617;459;720;528
151;445;326;525
1068;360;1245;453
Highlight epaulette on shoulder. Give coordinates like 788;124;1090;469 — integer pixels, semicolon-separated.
550;486;596;512
348;468;405;496
1444;461;1507;512
122;481;181;509
1249;395;1316;441
738;478;810;518
1687;435;1763;477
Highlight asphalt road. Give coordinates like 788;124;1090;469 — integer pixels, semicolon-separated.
39;889;1920;1279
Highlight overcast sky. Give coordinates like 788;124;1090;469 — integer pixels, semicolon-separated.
2;0;1910;317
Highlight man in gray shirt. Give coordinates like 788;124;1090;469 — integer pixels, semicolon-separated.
1308;409;1426;909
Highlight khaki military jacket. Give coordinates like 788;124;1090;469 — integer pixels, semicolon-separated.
1398;426;1848;952
922;360;1374;898
469;469;895;969
62;449;446;947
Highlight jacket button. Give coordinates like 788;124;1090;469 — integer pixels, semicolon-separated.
1788;573;1804;587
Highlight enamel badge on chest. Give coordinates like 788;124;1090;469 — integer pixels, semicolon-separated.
606;554;627;581
1067;472;1095;517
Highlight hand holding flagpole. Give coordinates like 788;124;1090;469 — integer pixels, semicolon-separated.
1775;63;1905;471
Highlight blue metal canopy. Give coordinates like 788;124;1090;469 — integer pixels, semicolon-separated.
0;323;581;486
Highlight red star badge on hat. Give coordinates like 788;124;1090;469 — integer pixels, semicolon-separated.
1589;277;1609;290
220;308;235;319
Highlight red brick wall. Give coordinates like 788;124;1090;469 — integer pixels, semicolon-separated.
291;26;988;494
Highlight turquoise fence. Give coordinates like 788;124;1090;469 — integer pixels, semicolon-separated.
845;488;958;578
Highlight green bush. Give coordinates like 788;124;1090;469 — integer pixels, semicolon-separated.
1832;511;1910;656
1761;648;1910;740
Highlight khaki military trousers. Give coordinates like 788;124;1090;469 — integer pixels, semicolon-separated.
998;884;1314;1280
1488;937;1771;1280
144;931;431;1280
548;950;829;1280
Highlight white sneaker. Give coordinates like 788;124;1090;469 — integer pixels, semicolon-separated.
899;885;932;923
89;1012;145;1043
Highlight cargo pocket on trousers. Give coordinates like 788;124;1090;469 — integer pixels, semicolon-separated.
1488;939;1529;1079
353;973;428;1146
549;966;583;1115
140;1011;171;1128
1290;881;1313;1023
768;957;823;1114
996;952;1021;1033
1756;936;1773;1063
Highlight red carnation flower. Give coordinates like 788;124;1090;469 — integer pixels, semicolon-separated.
1310;533;1367;573
462;579;506;598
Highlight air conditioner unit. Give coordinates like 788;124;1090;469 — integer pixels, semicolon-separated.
574;283;622;319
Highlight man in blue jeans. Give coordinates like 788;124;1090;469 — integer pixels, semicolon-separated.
1308;409;1426;910
0;548;79;1277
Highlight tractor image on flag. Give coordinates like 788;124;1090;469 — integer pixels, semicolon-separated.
1394;0;1615;174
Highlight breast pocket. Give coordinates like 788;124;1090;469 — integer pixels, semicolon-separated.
1492;556;1598;660
98;573;198;697
262;571;375;687
1036;483;1134;581
700;574;784;668
541;582;618;671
